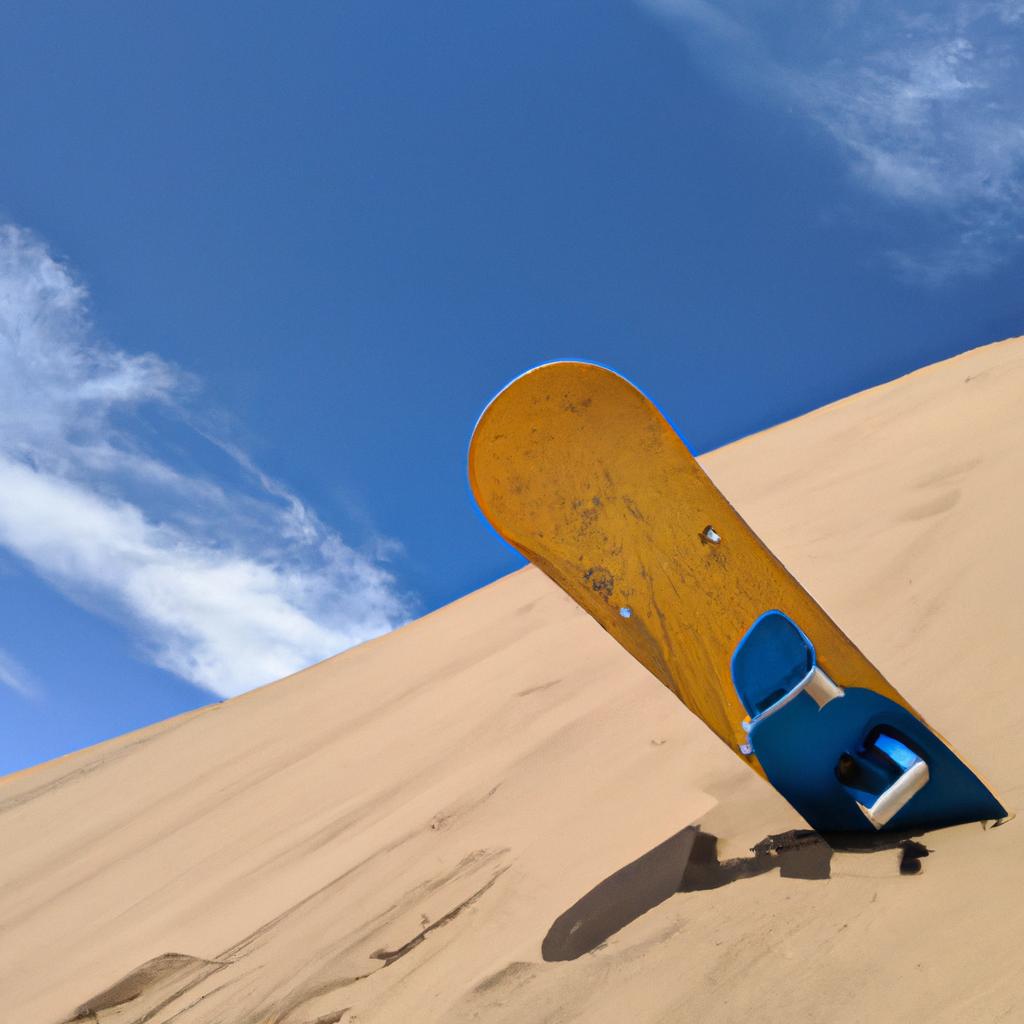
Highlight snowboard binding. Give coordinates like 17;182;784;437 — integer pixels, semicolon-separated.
731;610;1000;832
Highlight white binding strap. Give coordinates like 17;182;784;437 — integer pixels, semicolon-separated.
856;759;930;829
743;665;844;734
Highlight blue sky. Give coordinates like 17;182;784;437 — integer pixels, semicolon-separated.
1;1;1022;773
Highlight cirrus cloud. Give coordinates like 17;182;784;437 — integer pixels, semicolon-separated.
0;647;37;698
640;0;1024;281
0;225;409;697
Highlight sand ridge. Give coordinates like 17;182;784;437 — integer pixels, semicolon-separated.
1;337;1022;1023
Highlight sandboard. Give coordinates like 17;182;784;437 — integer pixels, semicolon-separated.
468;361;1006;833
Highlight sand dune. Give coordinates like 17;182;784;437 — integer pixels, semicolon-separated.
2;338;1022;1023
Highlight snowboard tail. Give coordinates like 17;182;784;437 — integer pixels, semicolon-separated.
468;361;1006;833
731;610;1003;831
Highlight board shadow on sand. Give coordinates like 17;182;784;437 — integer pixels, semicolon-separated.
541;825;930;962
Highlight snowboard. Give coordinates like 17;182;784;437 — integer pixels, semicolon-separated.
468;361;1007;833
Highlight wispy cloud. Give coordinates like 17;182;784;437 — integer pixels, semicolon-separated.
0;225;409;697
640;1;1024;281
0;647;37;698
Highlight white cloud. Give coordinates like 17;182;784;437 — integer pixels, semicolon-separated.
0;225;409;697
0;647;36;698
639;1;1024;280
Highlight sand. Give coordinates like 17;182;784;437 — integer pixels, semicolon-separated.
1;337;1022;1024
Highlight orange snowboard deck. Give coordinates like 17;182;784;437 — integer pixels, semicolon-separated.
469;362;933;781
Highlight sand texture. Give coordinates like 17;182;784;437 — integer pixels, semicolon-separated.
2;338;1022;1024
